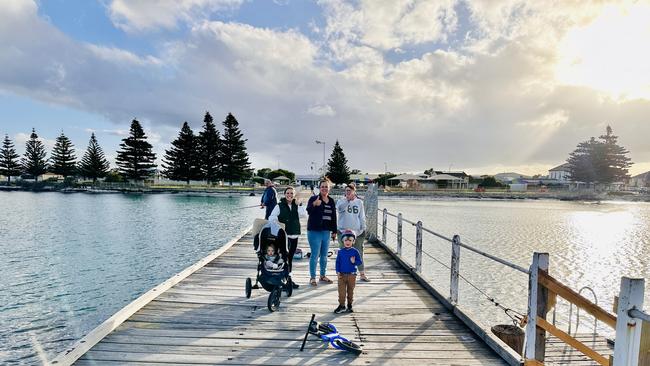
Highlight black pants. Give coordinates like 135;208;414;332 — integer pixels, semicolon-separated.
287;237;298;273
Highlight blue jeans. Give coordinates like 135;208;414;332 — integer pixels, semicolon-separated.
307;230;331;279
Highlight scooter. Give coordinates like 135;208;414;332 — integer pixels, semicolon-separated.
300;314;363;355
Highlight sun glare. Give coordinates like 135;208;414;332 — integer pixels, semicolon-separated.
555;4;650;100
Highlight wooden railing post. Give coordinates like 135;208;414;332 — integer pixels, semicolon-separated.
382;208;388;243
415;221;423;273
397;213;403;256
450;235;461;304
613;277;645;366
525;252;549;363
365;183;378;242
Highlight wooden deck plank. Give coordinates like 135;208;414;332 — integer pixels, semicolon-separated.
69;227;510;365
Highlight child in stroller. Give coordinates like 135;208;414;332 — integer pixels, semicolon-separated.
264;244;284;271
245;221;294;312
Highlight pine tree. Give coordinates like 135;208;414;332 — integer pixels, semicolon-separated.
326;140;350;184
162;122;201;184
115;119;157;181
221;113;251;183
79;133;110;183
599;125;632;183
50;132;77;178
567;138;600;184
0;134;21;183
197;112;222;184
22;128;48;182
566;125;631;185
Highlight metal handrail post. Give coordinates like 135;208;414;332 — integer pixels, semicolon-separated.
382;208;387;243
415;221;423;273
397;213;403;256
450;235;461;303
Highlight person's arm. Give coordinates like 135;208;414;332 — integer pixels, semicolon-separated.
355;250;363;267
268;205;281;224
358;200;366;234
297;202;307;217
306;195;318;214
336;198;345;213
335;252;341;273
330;198;337;234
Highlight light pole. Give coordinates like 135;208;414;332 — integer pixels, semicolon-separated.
315;140;326;176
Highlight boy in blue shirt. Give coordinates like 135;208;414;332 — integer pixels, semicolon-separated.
334;230;363;314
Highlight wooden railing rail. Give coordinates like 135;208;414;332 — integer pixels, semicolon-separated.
525;261;646;366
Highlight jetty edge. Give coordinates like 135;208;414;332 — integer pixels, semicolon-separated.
49;225;252;366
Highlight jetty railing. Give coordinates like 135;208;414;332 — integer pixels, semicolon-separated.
363;184;648;366
372;205;528;365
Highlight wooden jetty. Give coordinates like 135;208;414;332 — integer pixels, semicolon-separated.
53;184;645;365
52;226;511;365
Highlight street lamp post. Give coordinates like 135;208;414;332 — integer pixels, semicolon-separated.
315;140;326;176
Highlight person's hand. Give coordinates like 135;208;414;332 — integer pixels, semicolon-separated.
260;204;265;208
273;263;278;269
350;256;355;264
313;196;322;206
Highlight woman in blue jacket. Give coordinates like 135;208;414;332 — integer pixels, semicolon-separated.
306;179;337;286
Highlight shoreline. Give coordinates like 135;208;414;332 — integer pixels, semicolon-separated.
2;185;650;202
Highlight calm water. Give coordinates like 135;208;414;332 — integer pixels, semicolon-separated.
379;198;650;337
2;194;649;364
0;192;259;365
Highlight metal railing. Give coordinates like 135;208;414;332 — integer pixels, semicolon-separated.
380;207;528;304
375;205;648;366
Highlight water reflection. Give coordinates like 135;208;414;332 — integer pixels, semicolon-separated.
0;192;259;364
380;198;650;336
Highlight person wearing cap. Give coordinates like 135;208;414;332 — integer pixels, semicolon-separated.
260;179;278;219
336;182;370;281
334;230;362;314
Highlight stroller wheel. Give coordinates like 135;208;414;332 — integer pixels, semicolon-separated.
268;287;281;312
245;278;252;299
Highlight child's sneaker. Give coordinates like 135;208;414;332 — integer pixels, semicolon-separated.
334;305;346;314
346;305;354;313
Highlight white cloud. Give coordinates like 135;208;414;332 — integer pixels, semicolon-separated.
107;0;244;32
307;104;336;116
3;0;650;176
86;44;163;66
14;132;56;153
102;129;129;137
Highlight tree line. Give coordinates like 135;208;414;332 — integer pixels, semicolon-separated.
0;112;251;185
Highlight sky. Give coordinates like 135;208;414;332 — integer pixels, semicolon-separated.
1;0;650;176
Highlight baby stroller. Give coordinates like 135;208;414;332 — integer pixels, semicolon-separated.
245;220;293;312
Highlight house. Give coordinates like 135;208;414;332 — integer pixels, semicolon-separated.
349;173;380;185
296;174;320;188
425;174;467;189
548;163;571;182
388;174;428;188
494;172;530;183
272;175;291;185
429;170;469;180
629;171;650;188
388;173;467;189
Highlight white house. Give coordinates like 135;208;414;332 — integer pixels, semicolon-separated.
548;163;571;181
494;172;529;183
388;173;467;189
629;171;650;188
